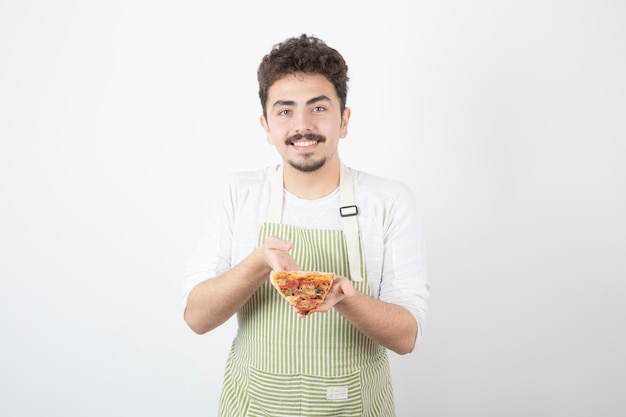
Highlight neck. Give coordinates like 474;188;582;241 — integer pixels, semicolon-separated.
282;159;341;200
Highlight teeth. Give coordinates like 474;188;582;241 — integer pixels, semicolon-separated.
293;140;317;147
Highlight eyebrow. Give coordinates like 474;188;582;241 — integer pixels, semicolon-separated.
271;95;332;110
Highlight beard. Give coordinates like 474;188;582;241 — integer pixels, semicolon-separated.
285;133;327;173
288;156;327;173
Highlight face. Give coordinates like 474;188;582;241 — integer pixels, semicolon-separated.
260;72;350;173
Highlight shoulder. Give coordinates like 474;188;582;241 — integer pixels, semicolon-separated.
350;168;415;201
213;166;276;213
224;165;275;186
222;166;276;194
350;167;422;226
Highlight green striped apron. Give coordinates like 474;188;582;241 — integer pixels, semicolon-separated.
218;164;395;417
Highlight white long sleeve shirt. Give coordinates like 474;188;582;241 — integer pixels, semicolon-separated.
183;165;429;339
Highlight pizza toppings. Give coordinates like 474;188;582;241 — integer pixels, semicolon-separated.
270;271;335;316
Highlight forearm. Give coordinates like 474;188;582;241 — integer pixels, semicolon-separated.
184;248;270;334
335;292;418;355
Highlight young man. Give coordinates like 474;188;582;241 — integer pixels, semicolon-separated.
183;34;429;417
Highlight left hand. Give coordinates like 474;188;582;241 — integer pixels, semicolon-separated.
295;276;357;316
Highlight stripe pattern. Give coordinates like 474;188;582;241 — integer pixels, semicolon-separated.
218;222;395;416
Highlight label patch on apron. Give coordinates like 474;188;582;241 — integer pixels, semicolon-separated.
326;386;349;400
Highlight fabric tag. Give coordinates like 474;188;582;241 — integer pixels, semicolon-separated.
326;386;349;400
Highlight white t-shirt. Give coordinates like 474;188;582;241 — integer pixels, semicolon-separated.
183;165;429;337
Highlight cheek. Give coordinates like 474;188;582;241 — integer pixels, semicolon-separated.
265;128;287;146
327;120;345;138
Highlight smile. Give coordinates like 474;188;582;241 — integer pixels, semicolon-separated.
292;140;318;147
286;133;326;147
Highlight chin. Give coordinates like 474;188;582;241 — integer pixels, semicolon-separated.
288;158;326;173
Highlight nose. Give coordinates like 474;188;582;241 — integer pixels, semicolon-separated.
292;109;313;133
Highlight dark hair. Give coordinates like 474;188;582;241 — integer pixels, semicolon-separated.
257;34;349;118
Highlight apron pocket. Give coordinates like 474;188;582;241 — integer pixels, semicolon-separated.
247;365;363;417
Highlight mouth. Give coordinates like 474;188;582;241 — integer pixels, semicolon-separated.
293;140;318;148
286;133;326;148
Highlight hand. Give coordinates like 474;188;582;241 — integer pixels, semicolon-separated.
260;236;300;272
296;276;357;316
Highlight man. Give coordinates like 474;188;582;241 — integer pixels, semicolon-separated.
183;34;429;417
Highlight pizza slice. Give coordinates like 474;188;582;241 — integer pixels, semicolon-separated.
270;270;335;316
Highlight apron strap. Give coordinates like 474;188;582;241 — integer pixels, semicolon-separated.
267;164;284;224
339;163;364;282
267;163;363;282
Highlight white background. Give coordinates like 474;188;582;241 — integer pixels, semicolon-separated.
1;1;624;416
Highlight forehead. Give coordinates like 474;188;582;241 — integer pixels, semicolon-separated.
268;72;338;103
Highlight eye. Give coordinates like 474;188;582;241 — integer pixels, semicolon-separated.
312;106;326;113
278;109;291;116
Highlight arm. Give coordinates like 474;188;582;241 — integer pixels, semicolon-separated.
184;236;299;334
303;175;427;354
311;277;418;355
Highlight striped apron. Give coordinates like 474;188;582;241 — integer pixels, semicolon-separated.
218;164;395;417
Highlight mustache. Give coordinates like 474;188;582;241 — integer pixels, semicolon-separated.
286;133;326;145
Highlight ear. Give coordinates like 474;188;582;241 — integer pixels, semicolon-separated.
339;107;351;138
260;115;272;143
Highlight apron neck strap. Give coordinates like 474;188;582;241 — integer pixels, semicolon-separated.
267;164;284;224
339;163;364;282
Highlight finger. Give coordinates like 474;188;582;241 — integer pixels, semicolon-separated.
272;253;300;272
293;306;311;317
313;304;330;313
265;236;292;251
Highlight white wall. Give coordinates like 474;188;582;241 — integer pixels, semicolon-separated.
1;1;624;416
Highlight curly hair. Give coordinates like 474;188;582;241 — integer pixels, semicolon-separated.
257;34;349;118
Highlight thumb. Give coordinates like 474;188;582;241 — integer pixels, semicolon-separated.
336;276;357;297
265;236;292;251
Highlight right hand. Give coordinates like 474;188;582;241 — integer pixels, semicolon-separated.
260;236;300;272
